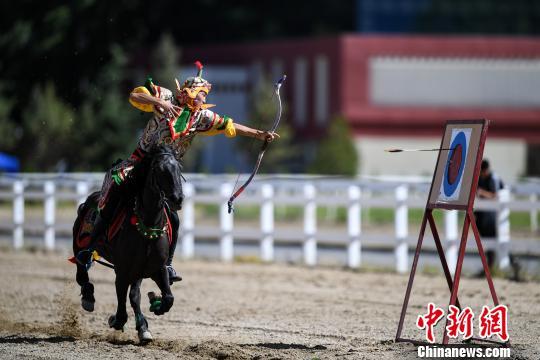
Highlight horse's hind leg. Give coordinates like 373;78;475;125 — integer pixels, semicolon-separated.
129;279;152;343
108;275;129;331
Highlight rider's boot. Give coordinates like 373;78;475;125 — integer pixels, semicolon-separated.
167;264;182;284
166;211;182;284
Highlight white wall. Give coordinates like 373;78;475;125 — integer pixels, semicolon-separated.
370;57;540;107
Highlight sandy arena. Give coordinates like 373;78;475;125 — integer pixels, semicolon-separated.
0;249;538;359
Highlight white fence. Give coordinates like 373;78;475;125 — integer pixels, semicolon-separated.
0;173;539;273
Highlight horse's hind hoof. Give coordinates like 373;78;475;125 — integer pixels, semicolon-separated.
138;329;153;344
81;299;95;312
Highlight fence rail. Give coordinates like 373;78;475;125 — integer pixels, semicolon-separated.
0;173;539;273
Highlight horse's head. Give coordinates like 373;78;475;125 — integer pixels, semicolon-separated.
147;145;184;211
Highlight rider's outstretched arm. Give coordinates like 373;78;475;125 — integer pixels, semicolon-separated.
233;123;280;142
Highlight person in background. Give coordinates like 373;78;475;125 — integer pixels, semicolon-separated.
475;159;521;280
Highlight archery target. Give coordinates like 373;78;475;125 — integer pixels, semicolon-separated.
438;128;471;202
427;120;487;209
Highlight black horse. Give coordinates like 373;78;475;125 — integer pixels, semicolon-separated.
72;145;183;342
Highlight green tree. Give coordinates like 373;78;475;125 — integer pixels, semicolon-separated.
74;45;140;171
150;33;181;89
0;83;17;152
22;82;74;171
308;116;358;176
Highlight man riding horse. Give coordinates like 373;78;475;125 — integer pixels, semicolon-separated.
85;61;279;281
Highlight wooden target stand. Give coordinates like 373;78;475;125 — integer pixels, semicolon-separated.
395;119;507;346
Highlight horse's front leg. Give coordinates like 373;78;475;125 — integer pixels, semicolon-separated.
76;263;95;312
150;265;174;316
129;279;152;343
108;275;129;330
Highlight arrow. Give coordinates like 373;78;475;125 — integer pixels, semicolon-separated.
385;148;455;153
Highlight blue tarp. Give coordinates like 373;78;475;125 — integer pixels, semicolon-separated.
0;152;20;172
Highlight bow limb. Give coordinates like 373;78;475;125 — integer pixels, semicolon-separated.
227;75;286;213
227;141;269;213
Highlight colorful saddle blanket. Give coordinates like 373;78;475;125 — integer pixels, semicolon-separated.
75;194;172;250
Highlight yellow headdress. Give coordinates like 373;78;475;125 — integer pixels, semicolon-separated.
177;61;215;110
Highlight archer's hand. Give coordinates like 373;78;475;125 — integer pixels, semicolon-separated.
259;131;280;142
156;99;181;118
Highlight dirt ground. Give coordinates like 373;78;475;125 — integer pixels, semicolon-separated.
0;249;538;360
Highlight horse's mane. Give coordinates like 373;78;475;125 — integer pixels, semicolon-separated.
130;145;177;190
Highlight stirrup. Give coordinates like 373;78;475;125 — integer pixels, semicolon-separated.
76;249;100;271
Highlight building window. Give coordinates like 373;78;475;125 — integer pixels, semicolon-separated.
294;57;308;127
314;55;329;126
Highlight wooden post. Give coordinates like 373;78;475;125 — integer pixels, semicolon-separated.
395;185;409;274
347;185;361;268
13;181;24;249
303;183;317;266
220;183;233;262
260;183;274;262
497;188;511;269
44;181;56;250
182;182;195;259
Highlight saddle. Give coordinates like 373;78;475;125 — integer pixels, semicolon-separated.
75;192;173;251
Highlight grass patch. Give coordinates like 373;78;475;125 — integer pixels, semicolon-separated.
275;206;303;222
509;211;539;232
349;264;396;274
233;205;260;221
195;203;219;217
421;265;441;276
233;255;263;264
195;204;261;221
362;208;445;227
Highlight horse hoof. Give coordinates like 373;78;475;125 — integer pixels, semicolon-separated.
152;308;164;316
81;283;95;312
108;315;125;331
138;329;153;344
81;299;94;312
159;295;174;314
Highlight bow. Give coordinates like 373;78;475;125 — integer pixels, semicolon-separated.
227;75;287;213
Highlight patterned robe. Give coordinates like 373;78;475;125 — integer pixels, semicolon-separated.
98;85;235;210
137;86;235;161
